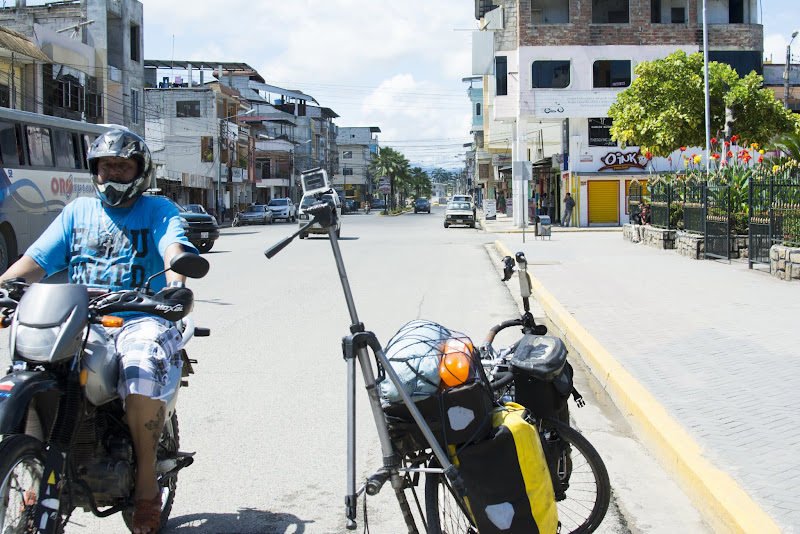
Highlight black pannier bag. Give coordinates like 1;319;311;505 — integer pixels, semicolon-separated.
379;320;495;455
510;334;577;425
455;403;559;533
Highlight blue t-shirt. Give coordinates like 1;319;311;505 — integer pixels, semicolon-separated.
27;196;196;292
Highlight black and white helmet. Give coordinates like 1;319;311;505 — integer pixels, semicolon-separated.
88;129;152;207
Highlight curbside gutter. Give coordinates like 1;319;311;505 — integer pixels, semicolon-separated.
495;240;780;534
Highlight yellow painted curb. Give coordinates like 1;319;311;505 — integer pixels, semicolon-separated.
495;240;780;534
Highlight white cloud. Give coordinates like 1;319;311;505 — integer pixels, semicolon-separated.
140;0;476;169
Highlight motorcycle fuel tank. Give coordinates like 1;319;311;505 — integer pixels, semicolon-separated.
81;325;120;406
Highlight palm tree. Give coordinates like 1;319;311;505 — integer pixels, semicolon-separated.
772;132;800;161
369;147;410;210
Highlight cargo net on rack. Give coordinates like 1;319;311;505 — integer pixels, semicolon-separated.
379;319;495;456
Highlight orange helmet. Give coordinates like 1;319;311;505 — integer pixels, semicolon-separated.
439;337;474;387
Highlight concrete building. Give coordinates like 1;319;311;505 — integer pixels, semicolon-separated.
763;62;800;114
144;80;252;215
463;76;490;207
332;126;380;205
473;0;763;227
0;0;146;136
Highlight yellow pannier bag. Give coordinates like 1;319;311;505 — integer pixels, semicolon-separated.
453;402;558;533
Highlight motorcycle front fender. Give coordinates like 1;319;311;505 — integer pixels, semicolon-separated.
0;370;62;435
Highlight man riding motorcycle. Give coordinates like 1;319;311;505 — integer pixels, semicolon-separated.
0;129;197;534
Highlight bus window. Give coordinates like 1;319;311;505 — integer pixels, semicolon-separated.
82;134;94;169
71;133;83;169
0;121;23;166
52;129;80;169
26;126;54;167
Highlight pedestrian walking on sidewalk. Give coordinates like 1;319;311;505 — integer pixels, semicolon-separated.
562;193;575;226
541;193;550;217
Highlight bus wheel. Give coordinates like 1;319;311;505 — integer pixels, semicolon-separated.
0;232;8;273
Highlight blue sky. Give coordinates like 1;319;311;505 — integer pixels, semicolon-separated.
25;0;797;169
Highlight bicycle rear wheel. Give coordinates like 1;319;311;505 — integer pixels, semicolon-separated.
541;418;610;534
424;462;476;534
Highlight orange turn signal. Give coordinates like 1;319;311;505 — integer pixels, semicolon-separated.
439;338;474;387
79;369;88;386
101;315;124;328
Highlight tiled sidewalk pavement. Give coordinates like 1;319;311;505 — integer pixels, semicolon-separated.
483;217;799;532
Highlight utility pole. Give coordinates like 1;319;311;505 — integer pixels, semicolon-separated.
785;31;798;110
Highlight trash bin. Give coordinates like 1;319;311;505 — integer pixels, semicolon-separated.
538;215;552;239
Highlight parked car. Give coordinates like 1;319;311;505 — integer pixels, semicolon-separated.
414;198;431;213
145;194;219;253
183;204;209;215
298;191;341;238
266;198;297;222
444;201;475;228
371;199;386;210
240;204;274;225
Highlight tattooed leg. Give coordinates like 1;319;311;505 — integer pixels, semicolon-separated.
126;394;167;501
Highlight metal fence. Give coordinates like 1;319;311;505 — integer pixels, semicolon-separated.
705;184;731;260
628;181;645;223
749;170;800;268
683;177;705;233
643;170;800;267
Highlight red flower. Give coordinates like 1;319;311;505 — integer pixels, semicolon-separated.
680;146;687;152
727;150;733;158
711;153;721;160
758;155;764;163
724;141;731;147
731;135;739;143
710;137;717;144
645;151;653;160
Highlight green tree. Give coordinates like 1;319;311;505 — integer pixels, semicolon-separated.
369;146;410;210
408;167;432;199
608;50;800;157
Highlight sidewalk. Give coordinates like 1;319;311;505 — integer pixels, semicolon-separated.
481;212;799;533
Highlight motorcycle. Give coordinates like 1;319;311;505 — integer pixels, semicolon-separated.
231;211;242;227
0;252;209;533
364;202;370;215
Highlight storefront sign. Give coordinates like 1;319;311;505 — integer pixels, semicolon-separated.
378;176;390;193
492;154;511;167
598;151;646;171
484;199;497;220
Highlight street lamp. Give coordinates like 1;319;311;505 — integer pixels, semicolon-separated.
217;109;255;221
785;30;799;110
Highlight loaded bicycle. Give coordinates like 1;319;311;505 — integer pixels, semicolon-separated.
265;168;609;533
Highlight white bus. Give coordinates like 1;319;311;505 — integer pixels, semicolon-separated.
0;108;113;272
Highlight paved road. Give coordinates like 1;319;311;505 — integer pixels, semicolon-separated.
0;208;710;533
486;219;800;533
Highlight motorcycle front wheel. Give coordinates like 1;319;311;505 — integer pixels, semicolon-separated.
123;412;180;533
0;434;65;533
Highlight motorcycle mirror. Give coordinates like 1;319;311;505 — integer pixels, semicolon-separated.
142;252;210;293
170;252;210;279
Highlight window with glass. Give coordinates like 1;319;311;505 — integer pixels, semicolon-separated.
593;60;631;88
52;130;81;169
131;89;140;124
26;126;54;167
343;168;354;176
177;101;201;118
588;118;616;147
592;0;629;23
0;121;23;165
342;150;353;159
495;56;508;96
476;102;482;116
532;61;571;89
